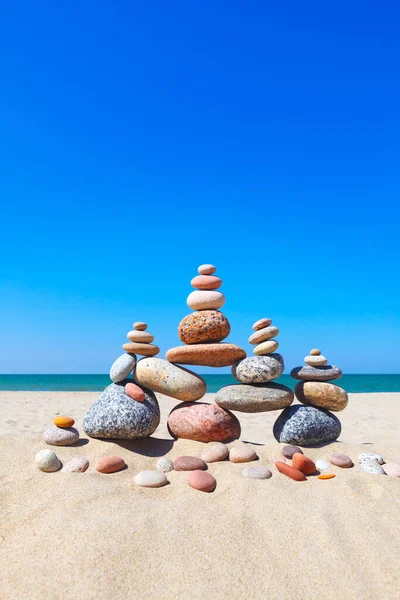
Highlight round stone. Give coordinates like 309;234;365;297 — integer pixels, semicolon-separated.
173;456;206;471
127;330;154;343
215;382;293;413
294;381;348;411
382;463;400;477
187;290;225;311
191;275;222;290
96;456;126;473
229;441;257;463
254;340;279;355
358;453;384;465
54;415;75;428
248;326;279;345
310;349;321;356
125;382;146;402
201;442;229;463
122;343;159;357
178;310;230;344
198;264;217;275
252;318;272;331
330;454;353;468
304;355;328;367
166;343;246;368
282;445;303;459
134;470;168;487
134;322;147;331
315;459;331;472
242;466;272;479
134;357;206;401
232;354;284;384
62;457;89;473
168;402;241;443
273;405;342;446
292;453;317;475
360;460;385;475
188;470;216;492
36;449;61;472
156;458;174;473
290;365;342;382
275;461;307;481
43;426;79;446
110;353;137;383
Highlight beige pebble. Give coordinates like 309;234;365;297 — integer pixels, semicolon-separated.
229;441;258;463
134;322;147;331
201;442;229;463
127;330;154;343
187;290;225;311
134;470;168;487
122;342;159;356
304;355;328;367
198;264;217;275
254;340;279;355
310;349;321;356
248;326;279;345
252;318;272;331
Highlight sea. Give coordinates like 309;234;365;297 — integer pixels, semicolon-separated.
0;374;399;393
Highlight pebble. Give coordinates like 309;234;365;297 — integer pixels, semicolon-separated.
96;456;126;473
134;470;168;487
254;340;279;355
315;459;331;472
187;290;225;311
54;415;75;428
358;453;384;464
215;382;293;413
248;326;280;345
127;330;154;343
318;473;336;480
110;353;137;383
178;310;230;344
156;458;174;473
122;342;159;357
304;355;328;367
290;365;342;382
133;322;147;331
294;381;348;412
282;445;303;459
310;349;321;355
188;470;216;492
166;343;246;368
360;461;385;475
36;449;62;472
382;463;400;477
232;354;284;384
168;402;241;443
253;318;272;331
201;442;229;463
125;382;146;402
191;275;222;290
43;425;79;446
134;357;206;401
330;454;353;468
198;264;216;275
62;457;89;473
275;461;307;481
229;441;257;463
242;466;272;479
273;405;341;446
292;453;317;475
173;456;206;471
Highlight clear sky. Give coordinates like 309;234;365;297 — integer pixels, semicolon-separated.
0;2;399;374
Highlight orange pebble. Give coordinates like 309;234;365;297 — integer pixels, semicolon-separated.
54;415;75;428
318;473;336;480
275;461;307;481
292;452;317;475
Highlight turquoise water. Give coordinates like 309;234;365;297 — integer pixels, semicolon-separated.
0;374;399;393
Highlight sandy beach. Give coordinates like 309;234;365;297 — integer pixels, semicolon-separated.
1;391;399;600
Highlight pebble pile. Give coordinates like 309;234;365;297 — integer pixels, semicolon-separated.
43;415;79;446
123;322;160;357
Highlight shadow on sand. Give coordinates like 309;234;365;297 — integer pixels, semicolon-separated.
109;437;175;457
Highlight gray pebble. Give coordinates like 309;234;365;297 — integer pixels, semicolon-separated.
110;353;136;383
43;426;79;446
156;458;174;473
36;449;61;472
242;466;272;479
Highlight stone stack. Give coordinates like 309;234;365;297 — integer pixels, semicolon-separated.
215;318;294;413
122;321;160;357
273;349;345;446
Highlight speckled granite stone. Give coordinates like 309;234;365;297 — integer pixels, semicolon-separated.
273;405;341;446
215;382;293;413
178;310;230;344
232;354;284;384
83;381;160;439
290;365;342;382
43;426;79;446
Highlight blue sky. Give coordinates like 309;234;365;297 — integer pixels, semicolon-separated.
0;1;399;374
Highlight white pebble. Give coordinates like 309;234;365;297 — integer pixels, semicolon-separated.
316;459;331;472
156;458;174;473
358;453;384;465
35;449;61;472
360;460;385;475
134;470;168;487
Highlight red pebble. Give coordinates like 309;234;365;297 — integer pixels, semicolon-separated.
188;470;216;492
275;461;307;481
125;383;145;402
190;275;222;290
173;456;206;471
292;453;317;475
95;456;126;473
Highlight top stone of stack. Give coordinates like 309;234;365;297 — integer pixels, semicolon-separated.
186;264;226;311
122;322;160;357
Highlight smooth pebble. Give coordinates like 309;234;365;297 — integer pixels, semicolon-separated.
188;470;216;492
134;470;168;487
43;425;79;446
201;442;229;463
382;463;400;477
35;449;61;472
242;466;272;479
282;445;303;459
173;456;206;471
315;459;331;472
54;415;75;428
62;457;89;473
96;456;126;473
330;453;353;468
252;318;272;331
156;458;174;473
229;441;257;463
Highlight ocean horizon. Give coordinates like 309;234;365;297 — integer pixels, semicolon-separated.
1;374;399;393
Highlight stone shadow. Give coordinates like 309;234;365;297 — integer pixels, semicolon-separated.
111;436;175;457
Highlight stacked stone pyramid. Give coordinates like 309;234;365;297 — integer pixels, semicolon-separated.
122;321;159;357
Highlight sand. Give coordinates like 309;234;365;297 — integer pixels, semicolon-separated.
0;391;399;600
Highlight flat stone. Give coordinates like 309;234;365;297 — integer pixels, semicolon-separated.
232;354;284;384
273;405;342;446
292;453;317;475
201;442;229;463
290;365;342;382
382;463;400;477
360;460;385;475
156;458;174;473
242;466;272;479
127;330;154;343
254;340;279;355
318;473;336;480
43;426;79;446
122;343;159;357
315;458;330;472
134;357;206;401
133;322;147;331
304;355;328;367
229;441;257;463
125;382;146;402
36;449;61;472
215;382;293;413
173;456;206;471
54;416;75;428
168;402;241;443
110;353;137;383
96;456;126;473
191;275;222;290
248;326;279;345
358;453;384;464
134;470;168;487
252;318;272;331
62;457;89;473
330;453;353;468
294;381;348;412
310;349;321;355
198;264;216;275
188;470;216;492
187;290;225;311
275;461;307;481
166;343;246;367
282;445;303;459
83;382;160;439
178;310;230;344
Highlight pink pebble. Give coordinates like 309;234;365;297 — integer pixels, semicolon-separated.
188;470;216;492
382;463;400;477
125;383;145;402
330;453;353;468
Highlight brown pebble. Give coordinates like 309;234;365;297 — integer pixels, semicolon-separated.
173;456;206;471
95;456;126;473
191;275;222;290
134;322;147;331
310;349;321;356
229;441;257;463
188;470;216;492
282;445;303;459
252;318;272;331
329;453;353;468
198;264;217;275
125;383;145;402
